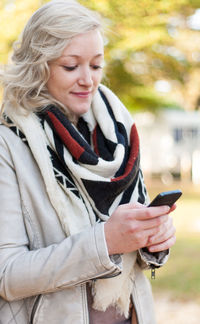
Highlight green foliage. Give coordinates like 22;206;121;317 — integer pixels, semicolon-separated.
148;234;200;299
1;0;200;111
0;0;41;63
80;0;200;111
146;184;200;300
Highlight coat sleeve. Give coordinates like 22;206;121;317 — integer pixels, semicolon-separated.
0;135;121;302
137;248;169;270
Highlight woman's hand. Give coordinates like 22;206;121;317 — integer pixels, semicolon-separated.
104;202;176;255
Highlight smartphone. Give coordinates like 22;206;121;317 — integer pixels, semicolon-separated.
148;189;182;208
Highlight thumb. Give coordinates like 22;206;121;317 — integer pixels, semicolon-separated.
123;202;146;210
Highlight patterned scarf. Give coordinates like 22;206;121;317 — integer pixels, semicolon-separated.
5;84;147;317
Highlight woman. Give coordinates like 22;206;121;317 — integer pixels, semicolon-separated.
0;1;176;323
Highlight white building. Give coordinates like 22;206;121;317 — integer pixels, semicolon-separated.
134;109;200;184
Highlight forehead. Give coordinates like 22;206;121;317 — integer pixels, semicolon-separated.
60;29;104;59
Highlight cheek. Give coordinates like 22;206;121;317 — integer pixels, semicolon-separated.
58;72;77;89
94;71;103;86
46;71;58;92
47;74;69;95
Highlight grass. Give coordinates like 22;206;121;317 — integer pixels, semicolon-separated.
145;181;200;301
147;235;200;301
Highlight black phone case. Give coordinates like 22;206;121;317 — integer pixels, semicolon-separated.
148;189;182;208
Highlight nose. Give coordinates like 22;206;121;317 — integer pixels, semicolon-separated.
78;66;93;87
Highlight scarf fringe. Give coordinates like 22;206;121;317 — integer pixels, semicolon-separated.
92;252;137;318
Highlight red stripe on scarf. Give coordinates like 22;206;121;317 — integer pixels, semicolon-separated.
47;111;84;160
111;124;139;182
92;125;99;156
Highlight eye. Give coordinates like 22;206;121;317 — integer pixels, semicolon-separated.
91;65;103;70
62;65;77;71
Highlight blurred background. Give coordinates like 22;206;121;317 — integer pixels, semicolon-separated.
1;0;200;323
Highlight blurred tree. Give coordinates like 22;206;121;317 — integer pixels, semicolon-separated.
79;0;200;111
1;0;200;112
0;0;45;63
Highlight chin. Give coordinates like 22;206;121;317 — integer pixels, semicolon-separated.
67;100;92;116
77;106;91;115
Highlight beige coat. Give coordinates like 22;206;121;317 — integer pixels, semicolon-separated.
0;124;167;324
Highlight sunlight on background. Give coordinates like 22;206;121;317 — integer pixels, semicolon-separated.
148;188;200;324
1;1;200;323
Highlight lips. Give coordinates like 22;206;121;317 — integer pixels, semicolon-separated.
71;91;91;98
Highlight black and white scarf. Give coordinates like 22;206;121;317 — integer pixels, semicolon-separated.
5;84;147;317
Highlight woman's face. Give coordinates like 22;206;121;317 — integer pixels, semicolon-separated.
46;29;104;117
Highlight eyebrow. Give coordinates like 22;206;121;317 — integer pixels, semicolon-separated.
60;54;104;59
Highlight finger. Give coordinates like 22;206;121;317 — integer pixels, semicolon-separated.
129;226;163;249
169;203;176;213
132;205;170;221
147;235;176;253
140;225;167;245
123;202;145;210
148;217;175;244
137;213;169;231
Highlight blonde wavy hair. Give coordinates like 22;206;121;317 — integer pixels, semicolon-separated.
0;0;102;117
